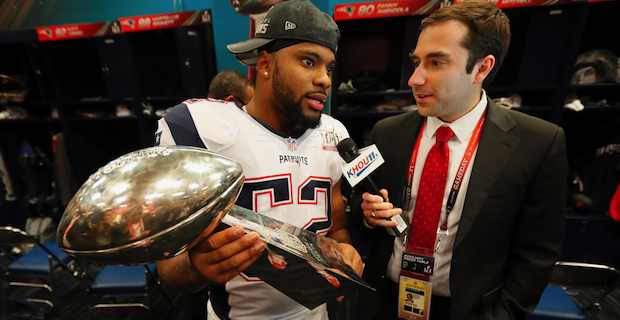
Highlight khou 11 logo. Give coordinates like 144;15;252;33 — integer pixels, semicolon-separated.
342;144;384;187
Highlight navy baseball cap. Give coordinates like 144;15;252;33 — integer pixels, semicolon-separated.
227;0;340;67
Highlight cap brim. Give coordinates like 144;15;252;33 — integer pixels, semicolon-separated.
227;38;275;67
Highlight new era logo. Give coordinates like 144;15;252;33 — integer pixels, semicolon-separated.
285;21;296;30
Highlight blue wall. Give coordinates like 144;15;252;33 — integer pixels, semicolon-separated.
210;1;250;76
5;0;370;75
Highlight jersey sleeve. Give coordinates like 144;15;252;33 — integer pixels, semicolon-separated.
154;99;244;151
155;117;177;147
187;99;244;152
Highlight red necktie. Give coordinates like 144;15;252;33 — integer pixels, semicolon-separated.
607;183;620;222
408;126;454;251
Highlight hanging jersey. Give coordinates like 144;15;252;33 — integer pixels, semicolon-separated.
155;98;349;320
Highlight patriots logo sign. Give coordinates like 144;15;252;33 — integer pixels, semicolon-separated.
38;29;52;38
121;19;135;29
336;6;355;17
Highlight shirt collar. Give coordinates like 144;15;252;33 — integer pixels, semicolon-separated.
425;90;488;143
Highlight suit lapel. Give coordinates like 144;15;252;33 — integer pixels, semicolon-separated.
392;113;424;209
454;101;520;249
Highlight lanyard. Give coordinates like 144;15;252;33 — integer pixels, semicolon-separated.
404;111;486;253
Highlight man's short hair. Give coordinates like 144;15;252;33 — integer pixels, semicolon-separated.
421;0;511;86
208;69;254;102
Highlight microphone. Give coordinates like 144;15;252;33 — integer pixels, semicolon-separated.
336;138;407;236
337;138;384;198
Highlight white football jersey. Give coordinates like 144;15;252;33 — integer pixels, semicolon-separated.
155;98;349;320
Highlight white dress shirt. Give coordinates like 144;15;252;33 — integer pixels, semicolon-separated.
386;93;488;296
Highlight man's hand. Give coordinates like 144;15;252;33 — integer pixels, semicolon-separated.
189;225;266;285
158;225;265;293
338;242;363;276
361;189;402;228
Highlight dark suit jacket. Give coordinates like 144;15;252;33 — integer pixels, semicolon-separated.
352;99;567;320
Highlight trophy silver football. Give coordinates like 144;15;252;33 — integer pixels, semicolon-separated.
56;146;244;265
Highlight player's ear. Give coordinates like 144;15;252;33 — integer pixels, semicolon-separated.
224;95;235;102
256;50;273;79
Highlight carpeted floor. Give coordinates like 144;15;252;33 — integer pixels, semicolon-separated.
571;286;620;320
2;258;619;320
2;259;198;320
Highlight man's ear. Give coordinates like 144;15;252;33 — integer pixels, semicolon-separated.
474;54;496;84
224;95;235;102
256;50;273;78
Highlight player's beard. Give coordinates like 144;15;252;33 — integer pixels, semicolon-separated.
272;61;321;129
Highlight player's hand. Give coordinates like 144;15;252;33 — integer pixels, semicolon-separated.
361;190;402;228
334;243;363;303
338;242;363;276
188;225;265;285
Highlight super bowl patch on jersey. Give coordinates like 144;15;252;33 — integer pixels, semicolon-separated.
319;129;344;151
